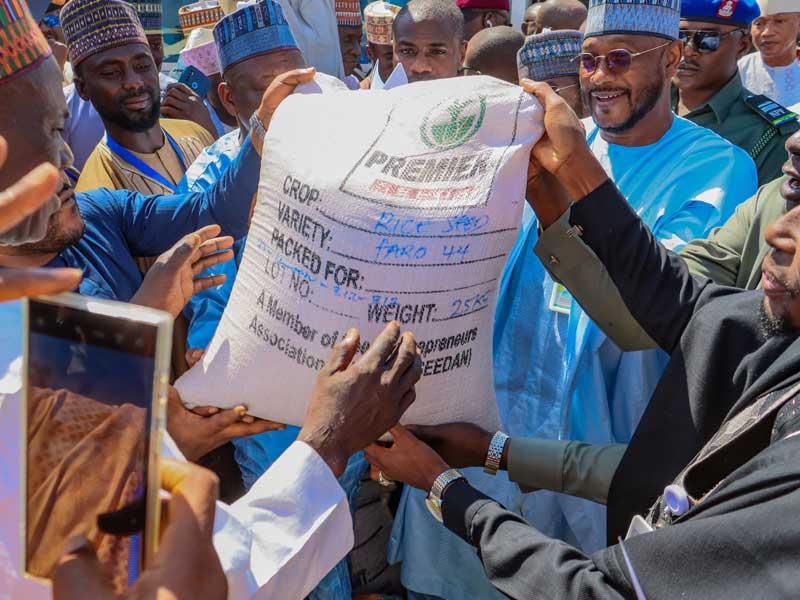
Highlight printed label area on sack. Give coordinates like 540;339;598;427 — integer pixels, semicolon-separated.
341;94;502;210
176;77;543;428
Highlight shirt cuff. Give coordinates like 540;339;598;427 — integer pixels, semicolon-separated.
534;206;589;281
441;479;494;544
507;437;569;493
246;440;345;504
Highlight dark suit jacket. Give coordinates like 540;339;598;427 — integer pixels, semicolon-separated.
441;180;800;599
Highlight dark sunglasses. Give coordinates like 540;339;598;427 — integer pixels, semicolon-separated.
678;29;745;53
576;41;672;75
40;14;60;28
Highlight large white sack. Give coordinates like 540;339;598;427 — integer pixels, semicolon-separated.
177;75;543;429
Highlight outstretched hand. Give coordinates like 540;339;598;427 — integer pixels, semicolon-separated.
131;224;233;318
298;321;423;478
167;386;285;462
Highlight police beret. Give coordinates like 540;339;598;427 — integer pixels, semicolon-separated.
681;0;761;27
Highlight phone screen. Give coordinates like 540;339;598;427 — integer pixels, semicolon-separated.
25;299;159;590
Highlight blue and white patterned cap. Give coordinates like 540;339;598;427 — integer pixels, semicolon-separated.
213;0;298;73
518;30;582;81
585;0;682;40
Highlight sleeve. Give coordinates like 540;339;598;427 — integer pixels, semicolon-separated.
507;438;626;505
442;453;800;600
534;208;659;352
441;480;632;600
118;137;260;257
678;191;758;287
568;180;724;353
212;441;354;600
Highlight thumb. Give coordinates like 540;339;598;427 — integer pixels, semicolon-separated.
388;424;414;446
324;328;360;373
53;536;118;600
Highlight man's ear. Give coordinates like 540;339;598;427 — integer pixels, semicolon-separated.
736;32;752;59
459;39;468;65
663;39;683;78
73;70;90;101
366;44;376;62
217;80;238;118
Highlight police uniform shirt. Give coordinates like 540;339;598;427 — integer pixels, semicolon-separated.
673;70;799;187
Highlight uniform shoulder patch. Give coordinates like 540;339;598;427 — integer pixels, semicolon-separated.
745;95;799;130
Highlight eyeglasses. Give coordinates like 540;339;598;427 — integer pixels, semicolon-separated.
576;41;672;76
40;14;60;28
549;82;580;95
678;29;745;53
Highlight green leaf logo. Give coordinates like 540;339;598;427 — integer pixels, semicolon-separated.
421;96;486;151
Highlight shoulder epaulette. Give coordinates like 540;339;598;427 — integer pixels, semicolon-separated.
745;94;798;129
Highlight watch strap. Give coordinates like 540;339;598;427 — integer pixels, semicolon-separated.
431;468;465;500
484;431;509;475
248;112;267;142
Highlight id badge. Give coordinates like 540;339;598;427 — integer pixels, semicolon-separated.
625;514;654;540
548;282;572;315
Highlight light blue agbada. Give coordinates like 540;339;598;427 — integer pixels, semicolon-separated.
493;115;758;556
177;131;365;600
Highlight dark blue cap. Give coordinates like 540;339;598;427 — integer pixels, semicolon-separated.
681;0;761;27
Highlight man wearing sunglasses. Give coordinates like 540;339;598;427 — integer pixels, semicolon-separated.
492;0;758;555
674;0;798;186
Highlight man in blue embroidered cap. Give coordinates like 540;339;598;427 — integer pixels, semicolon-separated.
180;0;305;351
674;0;797;185
176;7;367;598
517;29;586;116
485;0;759;556
62;0;215;196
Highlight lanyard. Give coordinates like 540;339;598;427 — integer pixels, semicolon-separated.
105;129;186;192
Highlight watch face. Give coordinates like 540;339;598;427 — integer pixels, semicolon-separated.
425;495;443;523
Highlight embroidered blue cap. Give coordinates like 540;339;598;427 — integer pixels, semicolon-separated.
518;30;582;81
681;0;760;26
213;0;298;73
585;0;682;40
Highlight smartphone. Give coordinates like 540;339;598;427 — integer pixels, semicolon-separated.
178;65;211;99
21;293;172;589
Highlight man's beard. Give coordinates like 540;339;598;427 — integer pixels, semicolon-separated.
584;76;664;134
758;300;795;339
105;87;161;132
12;203;86;255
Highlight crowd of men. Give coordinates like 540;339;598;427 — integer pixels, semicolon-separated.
1;0;799;597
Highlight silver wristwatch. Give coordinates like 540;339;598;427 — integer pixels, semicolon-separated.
248;111;267;142
425;468;466;523
483;431;510;475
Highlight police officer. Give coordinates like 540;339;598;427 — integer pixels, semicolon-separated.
673;0;798;186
